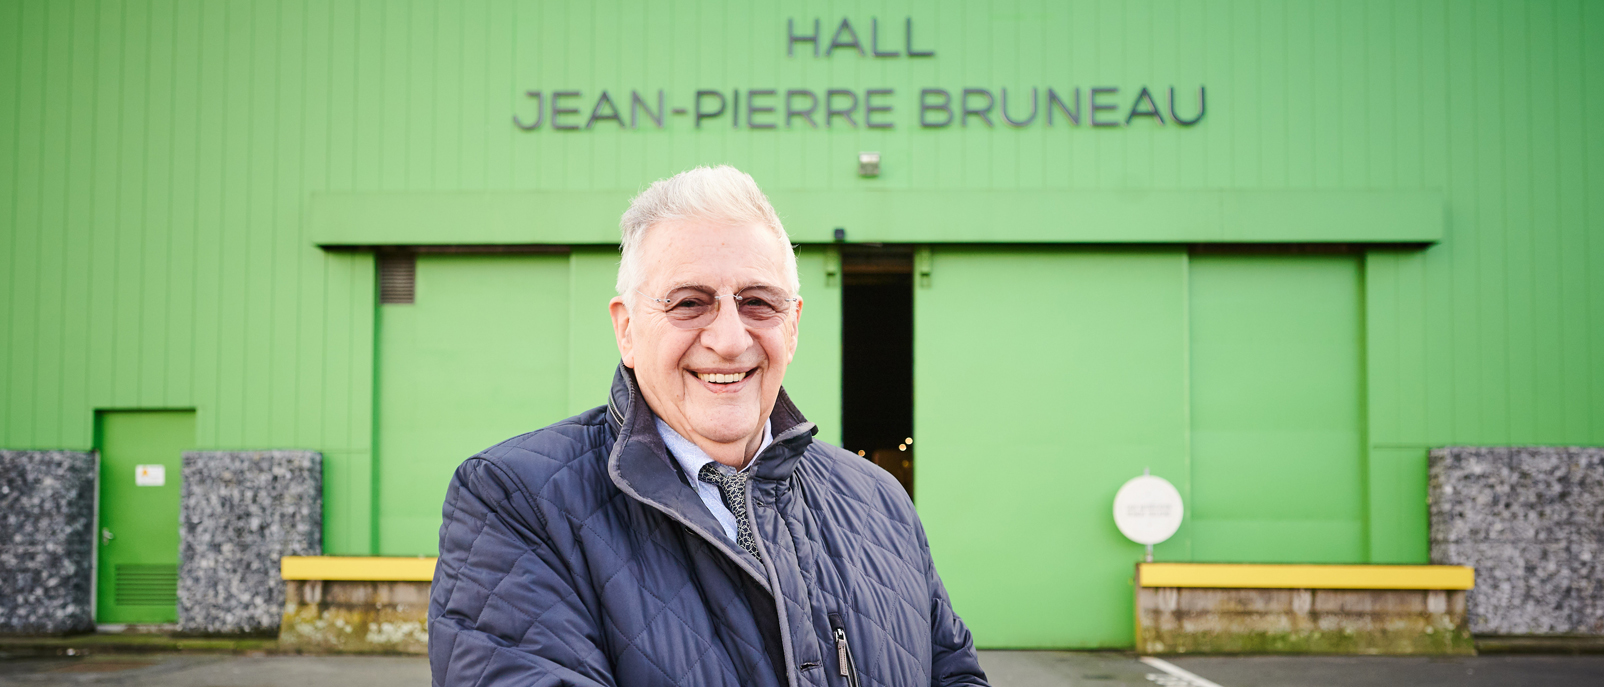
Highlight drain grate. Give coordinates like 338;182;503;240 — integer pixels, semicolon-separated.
114;564;178;606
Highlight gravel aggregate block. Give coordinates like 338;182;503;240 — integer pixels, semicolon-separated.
1430;446;1604;635
178;451;321;636
0;450;97;634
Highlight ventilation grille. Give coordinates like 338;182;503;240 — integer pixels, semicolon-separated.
115;564;178;606
378;254;416;304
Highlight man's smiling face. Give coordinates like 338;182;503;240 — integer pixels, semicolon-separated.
610;219;802;466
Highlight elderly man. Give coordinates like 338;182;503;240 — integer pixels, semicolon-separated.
428;166;987;687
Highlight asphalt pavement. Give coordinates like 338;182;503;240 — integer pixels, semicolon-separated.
2;650;1602;686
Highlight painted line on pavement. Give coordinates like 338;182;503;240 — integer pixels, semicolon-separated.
1139;656;1226;687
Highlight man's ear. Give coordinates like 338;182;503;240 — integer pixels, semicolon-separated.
609;297;635;367
786;297;803;363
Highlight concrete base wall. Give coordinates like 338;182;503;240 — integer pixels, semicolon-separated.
279;580;429;654
0;450;97;635
1136;587;1474;655
1429;446;1604;635
178;451;322;636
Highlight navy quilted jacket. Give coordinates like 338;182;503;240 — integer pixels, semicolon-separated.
429;364;988;687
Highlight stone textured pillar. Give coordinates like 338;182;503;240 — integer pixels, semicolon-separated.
1429;446;1604;635
280;580;431;654
0;450;97;635
1135;586;1473;654
178;451;321;635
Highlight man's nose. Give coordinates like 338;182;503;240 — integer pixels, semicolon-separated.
698;299;754;358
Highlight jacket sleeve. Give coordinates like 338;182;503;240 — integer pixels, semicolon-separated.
923;529;990;687
429;457;614;687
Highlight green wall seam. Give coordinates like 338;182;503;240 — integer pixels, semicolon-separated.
308;189;1444;247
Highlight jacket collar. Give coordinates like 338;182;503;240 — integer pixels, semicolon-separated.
605;362;816;482
604;363;816;584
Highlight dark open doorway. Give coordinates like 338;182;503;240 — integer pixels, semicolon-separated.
839;246;915;498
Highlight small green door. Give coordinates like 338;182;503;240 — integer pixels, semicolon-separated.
95;410;195;624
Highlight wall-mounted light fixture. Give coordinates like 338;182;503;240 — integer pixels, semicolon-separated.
858;152;881;177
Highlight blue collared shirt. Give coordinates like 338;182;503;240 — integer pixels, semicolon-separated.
655;417;773;544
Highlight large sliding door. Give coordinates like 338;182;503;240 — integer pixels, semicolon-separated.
375;254;572;556
914;248;1190;648
1187;254;1365;563
913;247;1367;649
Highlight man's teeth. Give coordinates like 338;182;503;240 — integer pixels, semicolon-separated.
698;371;748;384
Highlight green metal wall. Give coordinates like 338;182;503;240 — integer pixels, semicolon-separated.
2;0;1603;647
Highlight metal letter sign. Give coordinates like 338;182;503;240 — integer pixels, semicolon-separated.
1113;473;1183;560
514;17;1203;132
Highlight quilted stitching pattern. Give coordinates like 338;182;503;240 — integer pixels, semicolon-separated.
429;372;988;687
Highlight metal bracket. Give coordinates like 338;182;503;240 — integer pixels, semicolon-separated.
824;245;840;288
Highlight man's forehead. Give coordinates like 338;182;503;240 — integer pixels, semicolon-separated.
648;266;785;292
640;221;789;286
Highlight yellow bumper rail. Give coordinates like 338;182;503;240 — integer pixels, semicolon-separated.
1137;563;1474;590
280;556;438;582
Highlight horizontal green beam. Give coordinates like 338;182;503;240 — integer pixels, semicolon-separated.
310;189;1442;247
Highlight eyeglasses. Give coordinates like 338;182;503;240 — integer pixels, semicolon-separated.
638;285;799;329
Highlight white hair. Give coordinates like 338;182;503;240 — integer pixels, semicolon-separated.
616;165;799;307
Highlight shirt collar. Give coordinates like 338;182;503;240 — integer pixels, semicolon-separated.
655;416;773;479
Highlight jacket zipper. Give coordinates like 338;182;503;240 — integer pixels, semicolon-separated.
827;613;860;687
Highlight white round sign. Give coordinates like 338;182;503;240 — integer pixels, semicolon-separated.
1112;474;1184;546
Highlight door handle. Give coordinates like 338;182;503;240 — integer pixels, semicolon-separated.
102;527;113;545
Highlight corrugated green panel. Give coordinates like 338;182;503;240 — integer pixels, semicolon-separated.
319;253;376;555
5;0;45;447
292;247;327;450
138;0;175;410
1477;1;1512;444
567;248;625;415
1527;0;1564;443
239;0;277;449
1367;447;1429;565
112;0;148;410
1499;1;1536;445
56;0;98;449
267;0;306;446
916;248;1188;649
28;0;70;445
163;0;199;413
0;0;18;443
295;0;332;450
1366;251;1401;446
1584;0;1597;439
785;247;841;447
1189;255;1365;564
378;0;405;191
1588;0;1604;441
327;0;356;191
1394;253;1431;448
321;449;373;557
211;1;247;447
